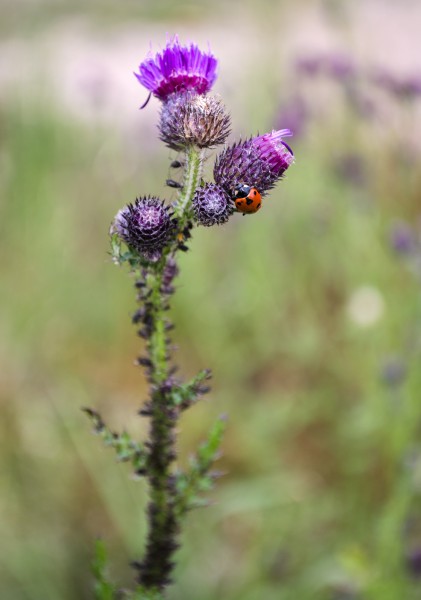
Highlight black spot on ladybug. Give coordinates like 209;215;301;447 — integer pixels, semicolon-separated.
246;198;253;205
237;200;244;206
253;190;257;196
257;202;261;209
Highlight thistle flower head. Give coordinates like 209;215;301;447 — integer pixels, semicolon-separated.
113;196;174;261
214;129;294;198
192;183;234;227
159;92;231;150
135;37;218;101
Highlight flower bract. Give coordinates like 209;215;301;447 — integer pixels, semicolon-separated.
159;92;231;150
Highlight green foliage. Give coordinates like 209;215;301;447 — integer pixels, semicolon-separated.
92;540;116;600
170;369;212;409
175;416;226;515
83;408;147;473
110;234;148;269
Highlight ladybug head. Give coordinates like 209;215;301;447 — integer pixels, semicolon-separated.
234;183;252;199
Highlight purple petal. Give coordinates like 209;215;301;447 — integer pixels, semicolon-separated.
135;38;218;101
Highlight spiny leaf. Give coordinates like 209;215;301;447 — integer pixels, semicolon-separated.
174;415;227;516
171;369;212;409
83;408;147;474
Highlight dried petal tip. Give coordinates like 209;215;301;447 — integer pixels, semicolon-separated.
159;92;231;150
214;129;294;198
113;196;174;261
135;37;218;101
193;183;234;227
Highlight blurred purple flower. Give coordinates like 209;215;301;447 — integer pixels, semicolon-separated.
324;53;355;81
380;355;406;387
389;221;416;256
296;53;355;81
214;129;294;198
135;37;218;101
276;95;309;139
333;153;367;187
295;55;324;77
406;547;421;578
371;69;421;101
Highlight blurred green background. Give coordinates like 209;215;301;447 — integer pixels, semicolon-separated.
2;0;421;598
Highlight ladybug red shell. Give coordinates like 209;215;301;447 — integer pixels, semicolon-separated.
234;184;262;214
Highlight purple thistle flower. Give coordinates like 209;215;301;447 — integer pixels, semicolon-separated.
276;95;309;139
135;37;218;102
380;355;406;387
113;197;175;261
193;183;234;227
214;129;294;198
295;55;324;77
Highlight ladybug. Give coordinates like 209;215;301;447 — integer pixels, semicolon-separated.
233;184;262;214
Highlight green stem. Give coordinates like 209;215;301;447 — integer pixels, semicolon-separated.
148;264;169;385
173;145;204;222
135;144;205;594
148;144;204;383
135;260;178;592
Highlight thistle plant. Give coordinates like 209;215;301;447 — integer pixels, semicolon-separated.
84;36;294;599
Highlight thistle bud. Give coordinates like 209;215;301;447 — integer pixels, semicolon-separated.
159;93;231;150
192;183;234;226
214;129;295;198
113;196;175;261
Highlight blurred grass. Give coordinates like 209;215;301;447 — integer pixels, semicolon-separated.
2;4;421;599
0;0;217;35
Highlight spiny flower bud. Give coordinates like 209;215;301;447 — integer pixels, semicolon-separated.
214;129;295;198
135;36;218;102
159;93;231;150
113;197;175;261
192;183;234;226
